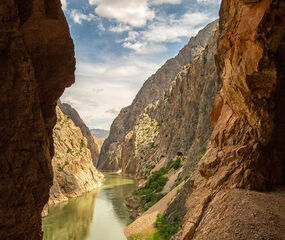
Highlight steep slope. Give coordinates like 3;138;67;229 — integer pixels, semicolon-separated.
42;107;103;216
58;101;100;166
99;20;219;170
0;0;75;239
167;0;285;239
124;21;219;237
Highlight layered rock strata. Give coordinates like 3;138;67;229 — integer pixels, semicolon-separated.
42;107;103;216
0;0;75;239
169;0;285;239
99;20;219;170
58;101;100;166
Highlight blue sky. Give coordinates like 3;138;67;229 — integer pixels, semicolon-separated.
60;0;221;130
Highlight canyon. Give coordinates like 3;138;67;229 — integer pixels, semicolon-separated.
0;0;284;239
42;106;103;216
0;0;75;239
98;20;219;172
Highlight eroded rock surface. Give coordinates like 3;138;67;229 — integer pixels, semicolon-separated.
42;107;103;216
98;20;219;171
58;100;100;166
0;0;75;239
171;0;285;239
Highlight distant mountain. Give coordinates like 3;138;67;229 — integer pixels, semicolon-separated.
90;129;110;138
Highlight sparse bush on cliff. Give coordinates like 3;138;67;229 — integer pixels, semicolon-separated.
57;161;69;172
153;213;180;240
197;145;207;161
134;167;169;211
184;170;192;181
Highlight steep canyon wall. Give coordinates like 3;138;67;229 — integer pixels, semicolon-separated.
171;0;285;239
0;0;75;239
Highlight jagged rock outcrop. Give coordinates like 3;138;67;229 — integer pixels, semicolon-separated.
58;101;100;166
0;0;75;239
42;107;103;216
168;0;285;239
98;20;219;170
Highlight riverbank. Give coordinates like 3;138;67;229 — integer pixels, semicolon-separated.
42;173;137;240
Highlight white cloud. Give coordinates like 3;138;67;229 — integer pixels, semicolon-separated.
150;0;182;5
109;24;132;33
62;58;162;129
119;11;213;53
142;12;211;42
61;0;67;10
123;41;167;54
103;66;143;79
197;0;221;4
88;0;155;27
70;9;97;24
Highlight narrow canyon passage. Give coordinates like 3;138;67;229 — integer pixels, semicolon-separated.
42;174;137;240
1;0;284;239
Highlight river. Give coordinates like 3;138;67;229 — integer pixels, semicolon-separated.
42;173;137;240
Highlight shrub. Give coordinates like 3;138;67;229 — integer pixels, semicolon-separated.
57;161;69;172
80;140;84;152
67;147;72;154
133;167;169;211
152;214;180;240
200;145;207;154
150;141;156;148
197;145;207;161
172;157;182;170
184;170;192;181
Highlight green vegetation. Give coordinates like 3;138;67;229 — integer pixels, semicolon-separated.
153;214;180;240
57;161;69;172
134;167;169;211
67;147;72;154
150;141;157;148
133;155;186;212
184;170;192;181
80;140;84;152
166;156;184;170
57;117;62;123
197;145;207;161
130;214;180;240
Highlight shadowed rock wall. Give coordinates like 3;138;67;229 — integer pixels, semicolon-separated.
0;0;75;239
170;0;285;239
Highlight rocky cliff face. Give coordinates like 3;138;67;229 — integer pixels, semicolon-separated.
93;137;105;153
112;21;219;182
58;101;100;166
0;0;75;239
42;107;103;216
98;20;219;170
167;0;285;239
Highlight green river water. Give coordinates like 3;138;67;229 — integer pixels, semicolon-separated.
42;173;137;240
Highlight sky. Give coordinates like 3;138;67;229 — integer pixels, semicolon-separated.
60;0;221;130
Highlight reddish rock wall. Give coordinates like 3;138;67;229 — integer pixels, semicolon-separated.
0;0;75;239
173;0;285;239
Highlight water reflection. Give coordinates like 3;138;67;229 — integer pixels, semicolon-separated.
42;174;137;240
